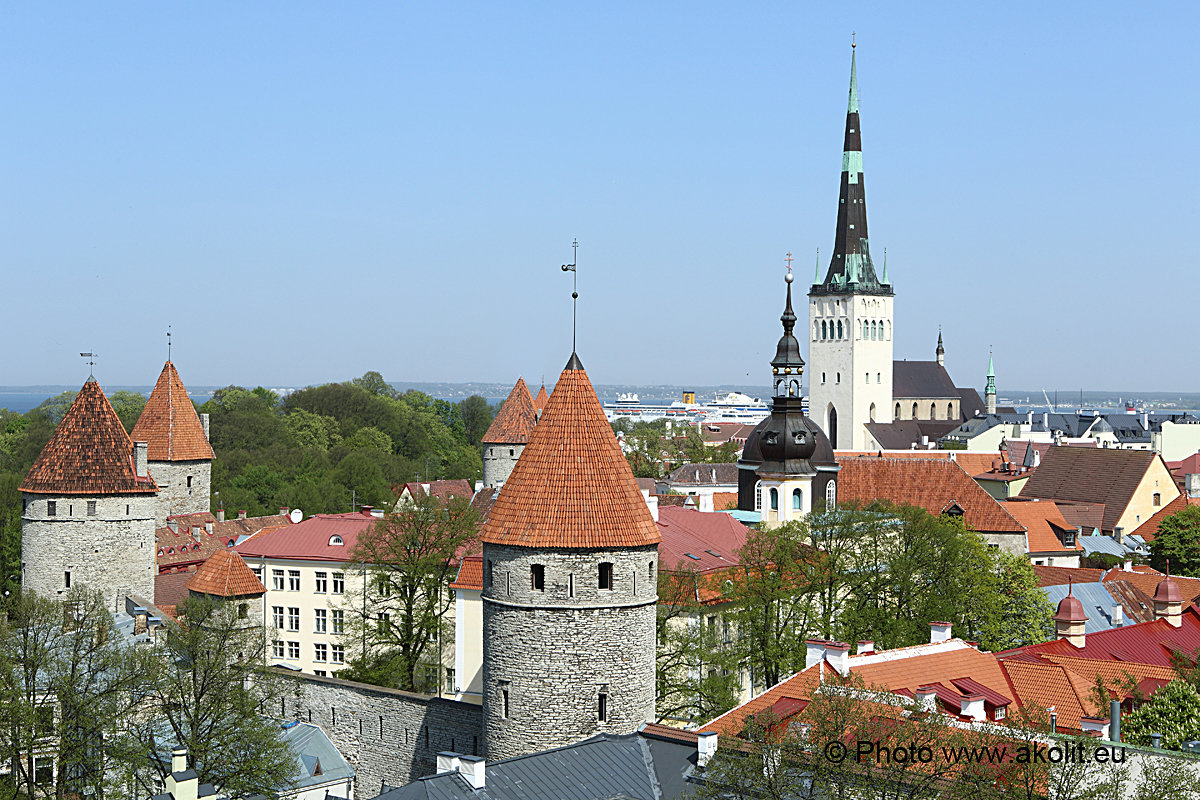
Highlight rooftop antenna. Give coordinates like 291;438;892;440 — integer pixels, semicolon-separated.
80;352;98;379
167;325;172;361
561;238;579;353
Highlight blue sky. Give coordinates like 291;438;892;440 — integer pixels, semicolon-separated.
2;3;1197;393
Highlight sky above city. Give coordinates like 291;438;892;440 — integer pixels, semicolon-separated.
2;3;1197;394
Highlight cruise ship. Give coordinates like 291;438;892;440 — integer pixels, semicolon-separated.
604;391;772;424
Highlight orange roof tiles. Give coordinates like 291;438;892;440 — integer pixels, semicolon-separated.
450;555;484;590
534;384;549;413
20;379;158;495
130;361;214;461
1000;499;1080;553
1031;565;1105;588
999;660;1094;731
156;512;292;572
482;377;539;444
1136;493;1188;542
480;361;660;550
185;549;266;597
836;457;1024;534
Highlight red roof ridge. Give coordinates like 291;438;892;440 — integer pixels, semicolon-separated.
131;361;215;462
482;377;539;444
20;379;159;495
481;362;660;550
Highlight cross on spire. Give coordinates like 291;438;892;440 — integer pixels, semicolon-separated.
784;251;794;274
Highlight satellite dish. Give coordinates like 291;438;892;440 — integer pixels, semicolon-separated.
289;508;303;524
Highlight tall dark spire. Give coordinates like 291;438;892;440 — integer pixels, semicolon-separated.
812;44;891;297
771;262;805;400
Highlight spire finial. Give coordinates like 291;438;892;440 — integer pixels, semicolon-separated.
882;247;889;284
560;239;579;356
167;325;172;362
847;36;859;114
851;31;856;49
781;253;796;333
79;351;98;380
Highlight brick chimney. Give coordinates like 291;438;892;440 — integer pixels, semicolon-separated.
133;441;149;477
238;510;247;520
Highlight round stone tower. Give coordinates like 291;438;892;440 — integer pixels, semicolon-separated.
131;360;215;527
481;377;539;491
20;377;159;611
481;352;660;760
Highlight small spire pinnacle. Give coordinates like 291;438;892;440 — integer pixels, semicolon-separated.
782;252;796;332
560;239;580;360
847;39;859;114
813;248;821;284
167;325;172;362
988;348;995;378
882;247;889;284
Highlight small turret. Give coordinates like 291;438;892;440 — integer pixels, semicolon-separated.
1154;566;1183;628
1053;582;1087;648
985;351;997;415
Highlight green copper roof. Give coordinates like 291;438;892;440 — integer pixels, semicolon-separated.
987;353;995;378
848;49;859;114
813;249;821;284
881;249;889;284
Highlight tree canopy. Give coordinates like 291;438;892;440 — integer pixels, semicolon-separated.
1150;504;1200;576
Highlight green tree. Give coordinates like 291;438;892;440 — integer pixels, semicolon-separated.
282;408;342;450
114;595;295;798
458;395;493;446
351;370;396;399
1150;505;1200;576
340;493;478;692
979;551;1055;651
107;390;147;433
1123;680;1200;750
31;392;77;424
655;564;741;725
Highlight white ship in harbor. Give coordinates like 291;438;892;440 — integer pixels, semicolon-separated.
604;390;772;424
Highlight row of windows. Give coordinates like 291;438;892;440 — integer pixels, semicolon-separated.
272;606;345;634
272;640;345;663
37;500;104;516
487;560;655;596
270;569;345;594
755;481;836;511
488;448;517;457
813;319;891;342
894;402;956;420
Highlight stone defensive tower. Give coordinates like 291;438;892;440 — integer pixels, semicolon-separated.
480;377;538;491
480;352;660;760
808;44;895;450
131;361;215;527
20;378;159;611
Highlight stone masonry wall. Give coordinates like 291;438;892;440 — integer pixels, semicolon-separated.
481;543;658;760
481;443;524;490
21;493;156;613
278;670;482;798
147;458;211;527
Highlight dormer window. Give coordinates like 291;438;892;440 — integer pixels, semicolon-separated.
329;535;344;546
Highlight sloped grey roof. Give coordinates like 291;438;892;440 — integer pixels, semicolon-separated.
372;730;698;800
957;387;986;420
662;463;739;486
1043;583;1122;635
892;361;958;399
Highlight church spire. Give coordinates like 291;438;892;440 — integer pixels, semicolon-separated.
985;350;997;414
812;43;889;297
936;328;945;366
772;259;805;399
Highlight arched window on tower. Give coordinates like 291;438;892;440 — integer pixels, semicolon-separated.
821;321;827;340
789;379;799;396
912;402;919;418
792;488;802;510
947;402;954;419
895;402;901;418
769;488;779;511
754;480;763;511
836;320;843;339
930;402;938;419
826;480;837;508
870;403;876;422
861;320;868;339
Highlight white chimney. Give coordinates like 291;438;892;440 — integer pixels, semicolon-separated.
961;694;986;722
167;519;178;534
238;509;247;520
200;412;210;441
1189;473;1200;499
1042;412;1049;429
133;441;149;477
930;621;952;643
171;747;187;774
474;480;483;493
1111;604;1124;627
646;492;659;522
166;746;198;800
459;755;485;788
699;494;714;513
915;686;938;713
1113;526;1124;544
825;642;850;676
805;639;827;671
436;752;461;775
857;640;874;655
697;732;719;768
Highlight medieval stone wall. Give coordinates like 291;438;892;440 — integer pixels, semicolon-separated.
279;670;482;798
147;458;211;526
21;493;156;612
481;443;524;490
481;543;658;760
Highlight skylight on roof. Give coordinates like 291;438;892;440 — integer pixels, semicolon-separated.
685;553;701;560
705;549;722;558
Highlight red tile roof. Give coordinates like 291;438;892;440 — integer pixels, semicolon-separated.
130;361;214;462
1136;493;1188;542
399;480;475;502
999;605;1200;667
480;362;660;550
154;570;195;609
20;379;158;495
534;384;549;413
186;549;266;597
236;511;377;562
1167;453;1200;478
481;377;539;444
450;555;483;590
1031;565;1105;588
1000;499;1080;553
156;512;291;572
836;457;1024;534
1054;501;1106;534
835;450;1001;480
1099;567;1200;607
657;506;748;571
1020;447;1163;532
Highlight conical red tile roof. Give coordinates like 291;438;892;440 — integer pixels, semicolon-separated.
131;361;214;461
186;549;265;597
482;377;539;444
534;384;549;413
481;357;660;549
20;379;158;495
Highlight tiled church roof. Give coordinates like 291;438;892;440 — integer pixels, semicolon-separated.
20;379;158;495
186;549;265;597
481;357;660;549
131;361;214;461
482;377;539;445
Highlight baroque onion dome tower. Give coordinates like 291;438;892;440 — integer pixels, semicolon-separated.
20;378;158;611
808;44;894;450
480;351;660;760
738;269;839;521
130;361;214;527
481;377;539;491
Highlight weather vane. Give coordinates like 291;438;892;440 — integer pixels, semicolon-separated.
167;325;172;361
852;31;856;48
561;238;579;352
80;352;98;378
